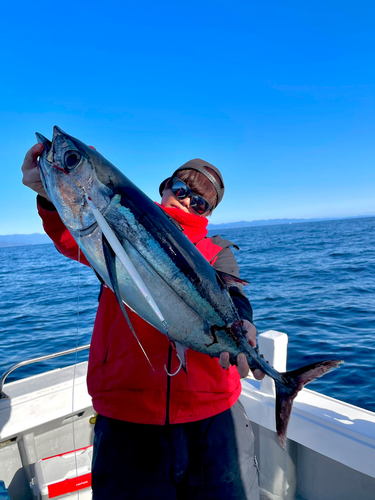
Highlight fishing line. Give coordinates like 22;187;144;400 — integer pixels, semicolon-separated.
71;237;82;496
51;163;84;494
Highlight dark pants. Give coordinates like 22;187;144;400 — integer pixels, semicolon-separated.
92;400;259;499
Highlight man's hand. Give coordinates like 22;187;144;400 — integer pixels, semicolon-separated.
21;143;51;201
219;320;265;380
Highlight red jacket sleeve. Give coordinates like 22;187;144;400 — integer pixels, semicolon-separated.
37;198;91;267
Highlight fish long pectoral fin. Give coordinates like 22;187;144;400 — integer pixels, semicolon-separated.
102;234;155;372
86;195;167;332
275;359;343;449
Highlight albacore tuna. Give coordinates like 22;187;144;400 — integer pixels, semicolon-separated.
36;126;342;447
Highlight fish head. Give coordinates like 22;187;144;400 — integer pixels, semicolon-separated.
36;126;113;231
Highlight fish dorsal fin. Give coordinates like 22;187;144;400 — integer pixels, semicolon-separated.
217;271;249;288
102;234;155;372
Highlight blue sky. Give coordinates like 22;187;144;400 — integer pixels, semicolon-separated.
1;0;374;234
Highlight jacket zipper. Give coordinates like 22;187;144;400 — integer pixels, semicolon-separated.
165;345;173;425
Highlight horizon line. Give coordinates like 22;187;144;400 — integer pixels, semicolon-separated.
1;214;374;237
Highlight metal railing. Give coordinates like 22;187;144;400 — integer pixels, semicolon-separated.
0;344;90;399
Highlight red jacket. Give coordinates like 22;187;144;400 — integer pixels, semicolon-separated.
38;204;242;424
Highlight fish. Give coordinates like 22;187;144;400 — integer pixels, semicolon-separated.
36;126;342;448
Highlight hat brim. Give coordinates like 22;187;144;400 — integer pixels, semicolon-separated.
159;178;170;197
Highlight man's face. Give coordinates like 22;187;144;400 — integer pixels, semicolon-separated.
160;174;214;216
161;186;195;214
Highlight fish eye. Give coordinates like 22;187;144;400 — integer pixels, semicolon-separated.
64;151;81;170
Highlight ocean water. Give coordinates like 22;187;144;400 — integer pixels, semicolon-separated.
1;217;374;412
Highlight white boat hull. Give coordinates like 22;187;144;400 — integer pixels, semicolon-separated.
1;332;374;500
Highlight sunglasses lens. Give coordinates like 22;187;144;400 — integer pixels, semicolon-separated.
170;178;211;214
190;195;209;214
171;180;191;199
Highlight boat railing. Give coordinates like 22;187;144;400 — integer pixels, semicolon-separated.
241;330;375;499
0;344;91;399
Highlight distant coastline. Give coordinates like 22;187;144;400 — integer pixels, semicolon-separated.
207;214;374;231
0;233;52;248
1;215;374;247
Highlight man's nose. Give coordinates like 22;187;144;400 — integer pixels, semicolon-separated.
181;196;191;208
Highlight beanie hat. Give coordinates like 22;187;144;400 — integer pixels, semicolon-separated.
159;159;225;207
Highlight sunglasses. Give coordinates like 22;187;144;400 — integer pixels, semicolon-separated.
170;177;213;215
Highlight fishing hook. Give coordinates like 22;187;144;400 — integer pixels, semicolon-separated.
164;353;183;377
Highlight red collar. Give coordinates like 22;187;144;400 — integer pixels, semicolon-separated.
155;203;208;244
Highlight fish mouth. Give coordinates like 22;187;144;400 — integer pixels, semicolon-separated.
36;126;112;234
35;126;70;165
35;132;52;154
35;132;54;172
53;125;67;136
35;132;53;189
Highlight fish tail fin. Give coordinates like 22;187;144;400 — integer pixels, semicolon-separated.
275;359;343;448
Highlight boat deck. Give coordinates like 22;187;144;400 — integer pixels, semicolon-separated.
1;331;375;499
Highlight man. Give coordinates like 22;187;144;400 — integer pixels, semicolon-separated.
22;144;263;499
